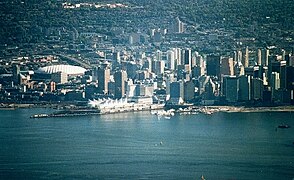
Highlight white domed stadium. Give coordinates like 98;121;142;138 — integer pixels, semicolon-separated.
36;65;87;76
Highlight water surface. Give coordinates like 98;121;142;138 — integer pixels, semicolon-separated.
0;109;293;179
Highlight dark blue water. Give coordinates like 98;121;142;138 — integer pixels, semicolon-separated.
0;109;294;179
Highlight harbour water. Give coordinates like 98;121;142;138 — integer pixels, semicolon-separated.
0;108;294;179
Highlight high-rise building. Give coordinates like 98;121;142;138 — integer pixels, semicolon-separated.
284;53;290;66
220;57;234;76
114;70;128;99
165;73;176;96
280;61;287;89
206;55;221;78
181;48;192;72
251;78;264;101
253;66;262;79
281;49;286;61
262;66;269;86
256;49;262;66
142;57;152;72
289;55;294;67
155;50;162;61
199;76;209;96
168;81;184;104
96;66;110;94
244;47;249;68
271;60;287;89
234;61;245;76
167;50;176;70
202;77;216;101
222;76;239;103
271;72;280;91
184;80;195;102
108;81;115;96
112;51;121;64
193;52;206;75
261;49;269;66
233;51;238;63
286;66;294;104
173;48;182;66
152;60;165;75
125;61;139;79
170;17;184;34
239;75;251;101
267;55;276;82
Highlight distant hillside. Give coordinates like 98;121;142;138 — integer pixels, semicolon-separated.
0;0;293;45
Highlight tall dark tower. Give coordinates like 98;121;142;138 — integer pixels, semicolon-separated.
114;70;127;99
181;48;192;72
206;55;221;79
279;61;287;89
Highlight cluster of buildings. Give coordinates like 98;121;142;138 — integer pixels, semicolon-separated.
1;1;294;107
1;44;293;107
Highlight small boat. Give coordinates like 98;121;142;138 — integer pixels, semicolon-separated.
278;124;290;129
30;114;49;118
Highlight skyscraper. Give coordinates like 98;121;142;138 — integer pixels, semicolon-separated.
168;81;184;104
112;51;121;64
220;57;234;76
261;49;269;66
165;73;176;96
234;61;245;76
155;50;162;61
270;72;280;91
251;78;264;101
114;70;128;99
279;61;287;89
170;17;184;34
184;80;195;102
206;55;221;79
167;50;176;70
173;48;182;66
181;48;192;72
222;75;239;103
239;75;251;101
152;60;165;75
244;47;249;68
96;66;110;94
256;49;262;66
271;60;287;89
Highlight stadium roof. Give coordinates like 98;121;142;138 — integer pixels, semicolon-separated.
36;65;87;75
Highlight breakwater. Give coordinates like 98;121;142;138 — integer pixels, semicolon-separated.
30;104;164;118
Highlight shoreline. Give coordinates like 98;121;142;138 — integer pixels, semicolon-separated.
0;102;71;110
1;102;293;113
177;105;294;114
